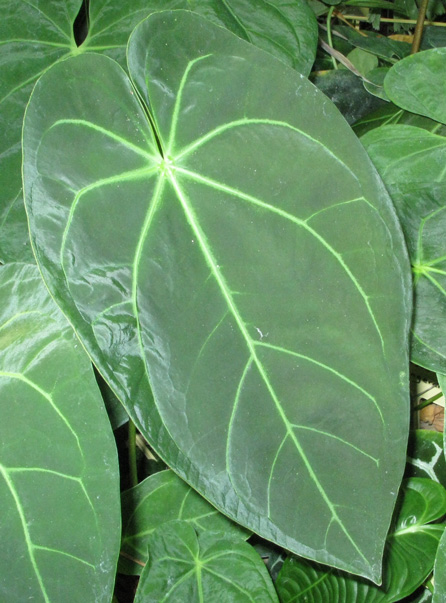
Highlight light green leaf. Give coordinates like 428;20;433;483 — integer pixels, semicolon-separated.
342;48;378;77
23;11;411;580
406;429;446;488
120;470;248;575
0;0;316;263
361;125;446;372
384;48;446;124
0;263;120;601
334;26;411;61
134;521;279;602
276;478;446;602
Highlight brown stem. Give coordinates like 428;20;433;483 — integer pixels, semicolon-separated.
411;0;430;54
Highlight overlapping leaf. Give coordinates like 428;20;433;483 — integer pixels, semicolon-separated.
384;48;446;124
120;470;248;574
0;0;316;263
276;478;446;602
23;11;411;580
134;521;278;602
362;125;446;372
0;263;120;601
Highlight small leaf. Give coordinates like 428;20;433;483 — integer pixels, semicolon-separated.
276;478;446;602
384;48;446;124
406;429;446;488
0;263;120;601
120;470;248;574
134;521;279;602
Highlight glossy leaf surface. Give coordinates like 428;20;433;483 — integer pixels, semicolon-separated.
120;470;248;574
362;125;446;372
23;11;411;580
384;48;446;124
134;521;278;602
0;263;120;601
276;478;446;602
0;0;316;263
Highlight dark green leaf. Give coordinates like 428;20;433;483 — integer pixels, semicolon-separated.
134;521;279;602
23;11;411;580
0;263;120;601
334;26;411;61
406;430;446;488
311;69;385;123
120;470;248;575
276;478;446;602
384;49;446;124
353;103;446;137
362;125;446;372
363;67;391;101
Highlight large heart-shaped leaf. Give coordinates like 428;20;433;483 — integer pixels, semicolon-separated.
0;0;316;264
120;470;248;574
276;478;446;603
134;521;279;602
0;263;120;601
361;125;446;372
23;11;411;580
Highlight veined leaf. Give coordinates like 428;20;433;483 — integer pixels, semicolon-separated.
434;526;446;602
0;0;316;263
120;470;248;574
23;11;411;580
384;48;446;124
276;478;446;602
0;263;120;601
361;125;446;372
134;521;278;602
406;430;446;488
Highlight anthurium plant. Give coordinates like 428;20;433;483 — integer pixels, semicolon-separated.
2;1;446;601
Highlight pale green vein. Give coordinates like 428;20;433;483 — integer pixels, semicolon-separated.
158;567;196;603
131;173;167;404
176;167;384;352
0;372;82;456
379;141;446;176
91;300;132;327
226;357;253;476
412;330;446;360
49;119;157;161
169;171;370;568
167;54;212;154
21;0;72;41
0;463;49;602
305;196;376;223
196;565;204;603
256;341;383;423
178;487;192;519
60;167;158;275
33;545;95;569
423;271;446;297
175;117;359;169
267;434;288;518
0;38;71;48
0;66;51;105
0;310;42;332
291;425;379;465
424;254;446;267
6;467;97;519
288;569;332;601
123;481;171;536
6;467;81;480
202;566;256;601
